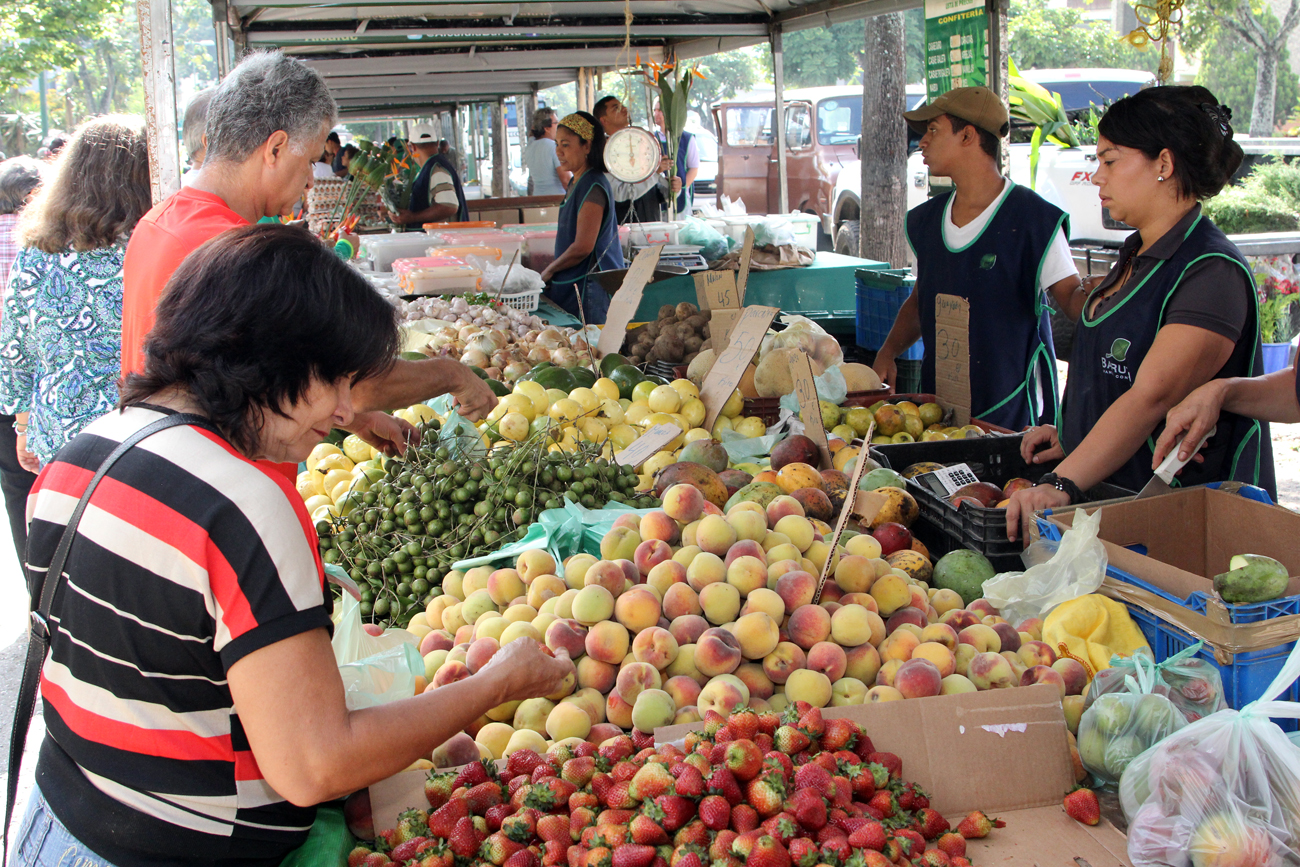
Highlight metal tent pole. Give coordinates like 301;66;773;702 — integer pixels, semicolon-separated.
771;24;789;215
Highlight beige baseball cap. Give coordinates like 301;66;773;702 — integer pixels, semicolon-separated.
904;86;1010;138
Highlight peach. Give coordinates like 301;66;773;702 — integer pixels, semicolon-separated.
686;552;726;592
700;501;723;518
672;545;702;568
513;697;556;734
605;691;634;729
821;600;842;617
829;604;873;646
447;645;468;665
766;495;805;526
585;620;630;665
834;555;877;594
565;687;606;725
741;587;786;622
885;606;927;635
552;588;579;620
776;571;818;614
875;658;903;687
612;513;641;532
991;622;1022;653
673;706;702;726
767;693;790;714
474;724;514;761
696;515;738;557
487;568;526;606
700;582;742;626
462;566;492;596
631;689;677;733
1018;640;1058;669
762;641;806;684
1062;694;1085;735
725;555;769;598
600;526;641;563
1002;650;1028;683
423;649;450;681
461;590;497;627
895;657;943;698
579;560;621;596
615;661;662;704
723;538;765;565
572;585;615;626
845;533;883;559
766;559;802;592
785;668;833;708
453;625;476;647
840;592;878;612
664;675;703;709
761;531;793;553
1020;664;1066;697
766;543;804;566
696;627;743;677
615;586;662;633
1018;617;1044;641
668;614;709;646
831;677;868;707
662;582;702;621
665;643;708;686
503;603;537;624
879;629;919;663
546;669;577;702
911;641;956;678
774;515;815;552
632;539;672;578
682;521;700;547
732;662;773;701
647;559;688;598
958;624;1002;654
733;611;781;660
953;644;978;677
918;622;959;652
843;642;882;684
499;621;542;646
662;483;705;523
804;541;838;575
728;509;769;543
574;657;618;694
869;574;912;617
941;674;977;695
967;599;999;619
698;673;750;716
820;583;844;604
967;651;1016;690
518;549;558;584
587;722;624;745
546;701;593;741
930;588;965;615
728;500;767;519
1051;658;1089;696
787;604;832;650
639;511;681;545
632;626;679;670
865;685;904;703
465;637;500;673
806;642;848;681
419;629;455;656
938;608;980;631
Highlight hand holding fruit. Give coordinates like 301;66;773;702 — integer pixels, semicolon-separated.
480;638;574;704
1005;483;1071;543
449;366;498;421
1153;379;1225;466
1020;424;1064;465
346;411;418;457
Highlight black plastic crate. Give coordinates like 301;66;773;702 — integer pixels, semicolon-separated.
868;434;1131;558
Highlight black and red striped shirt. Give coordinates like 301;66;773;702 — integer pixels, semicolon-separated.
27;406;332;866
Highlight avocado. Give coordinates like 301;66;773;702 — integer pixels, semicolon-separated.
1213;554;1289;604
932;549;996;606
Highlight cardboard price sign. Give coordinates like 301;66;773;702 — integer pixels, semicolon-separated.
934;293;971;426
813;420;875;603
694;270;742;350
700;305;780;431
736;226;755;303
789;350;832;470
615;424;681;469
597;245;663;358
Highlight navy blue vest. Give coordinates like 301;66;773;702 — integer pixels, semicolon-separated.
409;153;469;226
906;182;1066;430
657;130;694;214
1061;214;1276;496
549;168;625;323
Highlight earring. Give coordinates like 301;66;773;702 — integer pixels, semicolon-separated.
1157;176;1165;182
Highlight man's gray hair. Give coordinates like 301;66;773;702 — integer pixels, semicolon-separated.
0;156;42;215
204;51;338;164
183;87;216;163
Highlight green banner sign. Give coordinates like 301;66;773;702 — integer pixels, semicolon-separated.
924;0;988;97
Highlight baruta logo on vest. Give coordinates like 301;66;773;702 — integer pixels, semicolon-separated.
1101;338;1133;383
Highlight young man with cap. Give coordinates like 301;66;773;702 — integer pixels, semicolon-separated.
873;86;1082;431
389;122;469;227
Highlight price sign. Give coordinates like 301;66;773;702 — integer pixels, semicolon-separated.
695;270;741;350
737;226;756;304
789;350;832;469
597;245;663;358
813;420;875;603
934;293;971;426
615;423;681;469
700;305;780;431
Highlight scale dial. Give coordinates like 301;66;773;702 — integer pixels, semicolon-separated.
605;126;662;184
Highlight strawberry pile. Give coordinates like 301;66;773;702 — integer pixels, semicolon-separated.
349;704;1004;867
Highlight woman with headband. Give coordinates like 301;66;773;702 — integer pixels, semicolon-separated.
540;111;625;324
1004;85;1275;541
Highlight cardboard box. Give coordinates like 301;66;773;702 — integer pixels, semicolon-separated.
369;686;1132;866
523;206;558;224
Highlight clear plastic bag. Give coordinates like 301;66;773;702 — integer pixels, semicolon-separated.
760;316;845;372
981;507;1107;627
1078;654;1190;786
1119;639;1300;867
332;593;424;710
753;216;796;247
679;216;732;261
478;260;545;295
1086;645;1227;724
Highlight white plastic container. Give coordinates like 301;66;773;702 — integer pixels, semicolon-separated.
720;215;756;243
431;231;523;259
627;222;680;246
400;264;482;296
787;212;820;248
361;232;446;272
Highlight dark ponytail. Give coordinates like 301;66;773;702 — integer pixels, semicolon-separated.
574;110;607;174
1097;85;1243;200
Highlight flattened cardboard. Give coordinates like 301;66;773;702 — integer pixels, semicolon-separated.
736;226;755;303
615;423;681;468
814;422;874;603
694;270;742;349
700;305;779;430
597;245;663;357
933;293;971;426
790;350;832;470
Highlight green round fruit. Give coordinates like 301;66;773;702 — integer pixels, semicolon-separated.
599;353;629;377
860;468;906;491
610;364;645;400
486;379;511;397
571;367;597;388
534;366;578;392
931;549;996;606
467;366;489;381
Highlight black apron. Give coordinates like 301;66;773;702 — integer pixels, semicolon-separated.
408;153;469;227
907;182;1066;430
1061;213;1276;497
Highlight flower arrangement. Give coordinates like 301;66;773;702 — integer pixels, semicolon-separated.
642;57;704;218
1255;256;1300;344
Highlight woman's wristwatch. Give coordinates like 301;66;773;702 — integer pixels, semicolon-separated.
1037;472;1084;504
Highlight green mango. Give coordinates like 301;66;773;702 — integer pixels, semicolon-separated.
1213;554;1289;604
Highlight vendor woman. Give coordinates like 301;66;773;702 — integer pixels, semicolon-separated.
1006;86;1275;541
540;111;625;324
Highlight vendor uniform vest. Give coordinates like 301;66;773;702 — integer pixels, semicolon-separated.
1061;214;1276;497
906;182;1066;431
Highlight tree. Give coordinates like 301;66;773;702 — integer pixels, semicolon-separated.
859;12;909;266
1007;0;1158;73
1193;15;1300;134
0;0;113;95
784;20;864;87
686;47;766;132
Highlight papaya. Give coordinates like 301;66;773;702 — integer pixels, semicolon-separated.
1214;554;1289;604
652;461;729;507
724;481;785;512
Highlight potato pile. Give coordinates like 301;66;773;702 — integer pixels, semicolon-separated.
623;302;712;366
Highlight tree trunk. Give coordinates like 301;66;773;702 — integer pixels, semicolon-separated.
491;98;508;197
1252;48;1279;136
859;12;909;267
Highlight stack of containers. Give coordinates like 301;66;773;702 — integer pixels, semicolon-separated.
391;254;482;296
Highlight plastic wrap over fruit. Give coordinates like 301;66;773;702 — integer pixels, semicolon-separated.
1086;644;1226;724
1077;653;1190;785
1119;639;1300;867
981;507;1106;626
759;316;845;372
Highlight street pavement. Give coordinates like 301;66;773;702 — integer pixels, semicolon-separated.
0;524;39;845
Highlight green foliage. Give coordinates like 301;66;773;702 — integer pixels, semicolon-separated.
1193;14;1300;134
1203;159;1300;234
1008;59;1080;189
685;47;766;132
783;19;863;88
1007;0;1159;73
1258;291;1300;343
0;0;114;95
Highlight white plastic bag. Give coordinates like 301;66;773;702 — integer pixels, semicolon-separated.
478;260;545;295
981;507;1106;626
1077;653;1190;785
1119;639;1300;867
332;593;424;710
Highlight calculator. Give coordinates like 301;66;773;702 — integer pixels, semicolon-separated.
912;463;981;497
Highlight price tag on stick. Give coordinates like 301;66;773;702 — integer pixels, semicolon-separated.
597;245;663;358
934;293;971;427
789;350;833;470
615;423;681;469
813;420;875;603
737;226;755;304
700;305;780;431
695;271;742;350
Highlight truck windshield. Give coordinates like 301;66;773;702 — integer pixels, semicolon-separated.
724;106;773;146
817;93;928;144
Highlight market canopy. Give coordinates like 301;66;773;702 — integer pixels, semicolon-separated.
218;0;919;116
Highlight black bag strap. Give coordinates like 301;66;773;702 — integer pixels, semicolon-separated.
4;412;215;858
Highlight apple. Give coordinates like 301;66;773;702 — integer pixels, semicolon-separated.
872;523;913;557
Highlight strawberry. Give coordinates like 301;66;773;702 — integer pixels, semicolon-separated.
584;846;613;867
536;814;569;844
867;790;895;819
629;762;676;801
846;764;876;800
847;820;886;851
535;778;579;808
596;809;634;828
708;767;744;806
418;844;454;867
956;810;1004;839
424;771;457;810
508;749;545;779
571;791;599;812
710;830;739;862
653;795;697;833
916;807;950;840
774;726;811;755
570;806;596;840
748;834;792;867
449;816;485;860
818;835;851;864
730;708;760;740
745;774;787;818
918;850;952;867
952;858;974;867
630;812;670;846
503;851;540;867
936;831;967;858
631;729;656;750
500;813;535;843
480;832;524;866
757;710;781;736
562;757;597;788
391;836;431;863
672;764;706;799
792;763;833;796
787;788;827;831
787;837;818;867
819;718;859;753
590;774;616;804
602;781;636;810
611;844;656;867
672;818;711;848
795;707;824;739
612;760;639;783
696;794;731;830
463;781;503;814
764;751;794;783
724;739;764;782
812;752;839;775
599;736;636;765
1064;787;1100;826
714;724;737;745
829;775;852;809
541;840;567;867
866;751;901;780
396;809;430;844
363;854;391;867
852;733;876;761
669;847;704;867
348;846;374;867
486;803;515;832
859;852;891;867
455;759;495;791
763;814;799;846
428;798;470;839
893;828;926;856
730;804;759;832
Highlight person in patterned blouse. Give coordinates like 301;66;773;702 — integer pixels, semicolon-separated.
0;115;151;473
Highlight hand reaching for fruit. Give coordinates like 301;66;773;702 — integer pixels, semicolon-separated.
1020;424;1064;465
480;638;574;705
346;411;418;457
1005;483;1071;543
450;366;498;421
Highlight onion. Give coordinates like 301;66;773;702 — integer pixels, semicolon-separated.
537;328;565;350
504;361;531;381
467;334;500;356
528;346;551;364
490;350;512;370
552;348;578;367
484;366;502;380
461;349;489;368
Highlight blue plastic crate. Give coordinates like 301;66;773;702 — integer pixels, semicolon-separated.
1036;509;1300;731
855;269;924;360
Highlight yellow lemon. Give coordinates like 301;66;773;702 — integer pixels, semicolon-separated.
592;378;620;402
514;380;546;402
407;404;438;424
569;387;600;414
545;388;569;406
735;416;768;438
632;380;658;404
530;416;558;442
316;453;354;474
341;434;371;464
577;418;607;442
599;399;625;425
500;411;530;442
609;424;639;450
303;494;332;514
548;398;582;423
307;443;344;472
322;468;354;497
680;397;706;428
670;379;700;400
636;473;655;491
711;415;734;437
329;477;356;503
625;403;653;427
648;384;682;414
296;471;325;500
683;427;712;444
642;451;676;477
311;503;340;523
487;403;508;423
721;389;745;419
619;398;632;411
502;393;536;421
